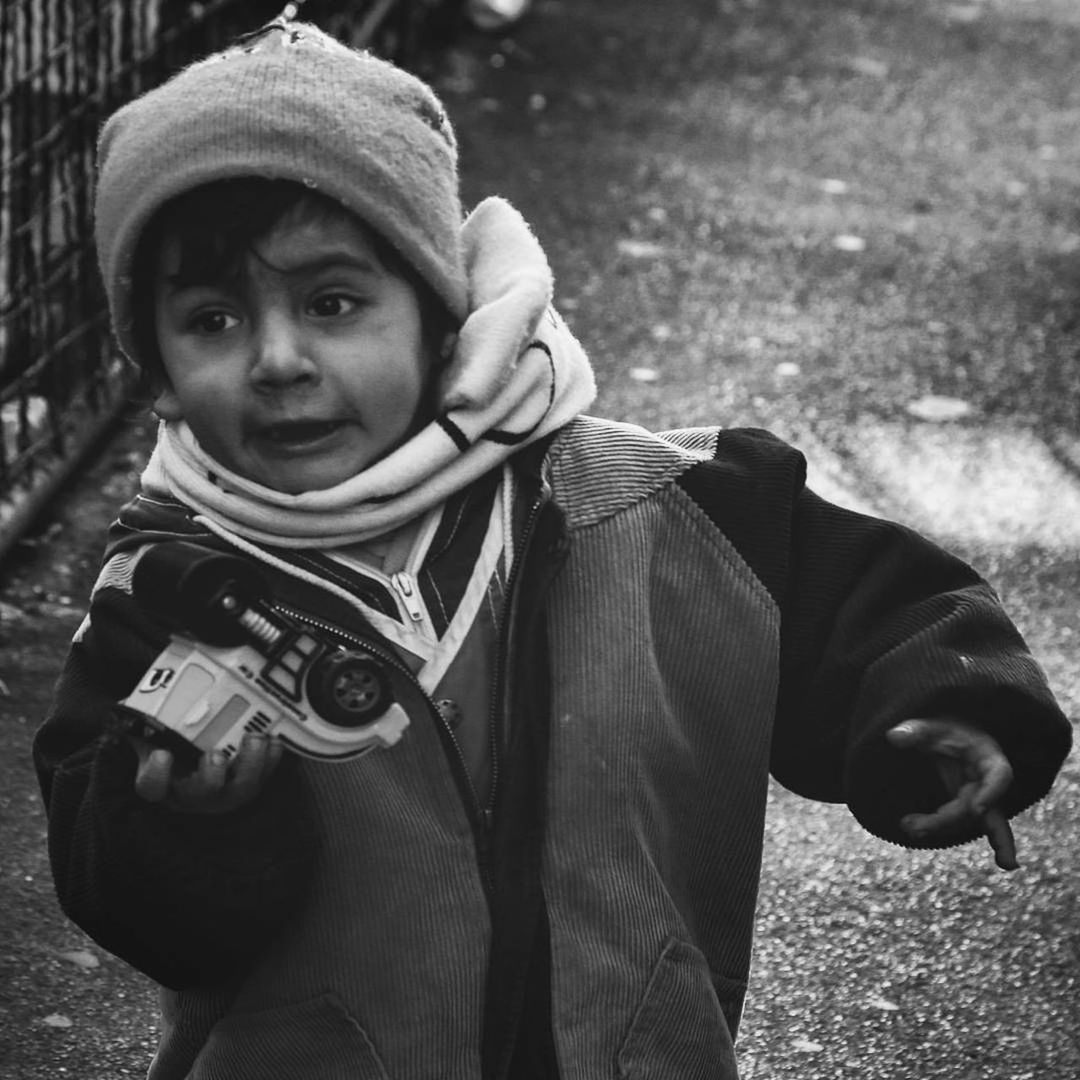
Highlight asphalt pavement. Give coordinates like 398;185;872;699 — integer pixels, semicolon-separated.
736;420;1080;1080
1;0;1078;1077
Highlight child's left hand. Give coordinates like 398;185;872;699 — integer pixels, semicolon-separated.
886;718;1017;871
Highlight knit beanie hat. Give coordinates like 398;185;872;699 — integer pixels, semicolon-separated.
95;20;467;368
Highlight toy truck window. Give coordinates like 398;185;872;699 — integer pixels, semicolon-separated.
158;664;215;728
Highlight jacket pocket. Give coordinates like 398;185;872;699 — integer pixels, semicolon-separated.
616;938;742;1080
187;992;389;1080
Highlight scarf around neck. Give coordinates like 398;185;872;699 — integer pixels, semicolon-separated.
139;197;596;548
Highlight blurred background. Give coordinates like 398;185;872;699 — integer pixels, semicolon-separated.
1;1;1077;1077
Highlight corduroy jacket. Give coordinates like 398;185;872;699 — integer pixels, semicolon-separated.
35;416;1071;1080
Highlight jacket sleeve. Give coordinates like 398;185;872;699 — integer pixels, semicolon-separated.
33;549;319;990
774;481;1071;845
678;428;1072;848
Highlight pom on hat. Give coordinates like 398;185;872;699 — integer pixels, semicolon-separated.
95;21;467;369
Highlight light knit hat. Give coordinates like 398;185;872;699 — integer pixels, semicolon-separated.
95;20;467;367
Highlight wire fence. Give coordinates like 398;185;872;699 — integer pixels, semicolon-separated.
0;0;458;564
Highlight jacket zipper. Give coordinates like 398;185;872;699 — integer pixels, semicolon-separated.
274;484;550;898
390;571;425;622
483;490;548;822
272;601;495;878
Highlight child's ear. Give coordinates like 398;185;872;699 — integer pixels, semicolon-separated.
152;385;184;421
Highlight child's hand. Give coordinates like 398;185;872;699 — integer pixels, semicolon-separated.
132;734;283;814
885;718;1018;871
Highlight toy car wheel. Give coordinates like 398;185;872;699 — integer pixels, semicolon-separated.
307;652;390;727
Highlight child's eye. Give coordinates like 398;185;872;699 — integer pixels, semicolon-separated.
308;293;359;318
188;309;240;335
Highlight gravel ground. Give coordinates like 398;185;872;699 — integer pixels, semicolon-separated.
2;0;1078;1076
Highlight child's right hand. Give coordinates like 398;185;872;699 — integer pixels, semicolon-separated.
132;734;283;813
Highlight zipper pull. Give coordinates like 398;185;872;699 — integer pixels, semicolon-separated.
390;571;425;622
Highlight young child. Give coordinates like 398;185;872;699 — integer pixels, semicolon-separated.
34;18;1071;1080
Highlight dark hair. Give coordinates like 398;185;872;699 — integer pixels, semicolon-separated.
128;177;457;394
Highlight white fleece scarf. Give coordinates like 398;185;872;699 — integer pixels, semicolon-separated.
140;198;596;548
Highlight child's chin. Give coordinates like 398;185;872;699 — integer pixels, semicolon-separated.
261;464;362;495
249;451;380;495
242;439;379;495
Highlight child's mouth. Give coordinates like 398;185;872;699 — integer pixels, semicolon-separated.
258;420;346;449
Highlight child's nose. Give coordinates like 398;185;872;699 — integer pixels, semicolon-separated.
250;314;318;388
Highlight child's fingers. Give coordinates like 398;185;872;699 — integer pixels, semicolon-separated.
889;717;1020;865
983;807;1019;871
900;757;1019;871
930;728;1018;868
888;718;1010;795
885;719;933;750
901;776;980;838
901;799;1019;871
966;744;1013;815
171;750;230;809
134;748;175;803
133;736;282;812
178;736;280;812
266;734;285;773
228;735;275;802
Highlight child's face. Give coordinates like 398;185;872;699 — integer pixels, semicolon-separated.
152;202;431;495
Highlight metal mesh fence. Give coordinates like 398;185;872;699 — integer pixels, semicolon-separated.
0;0;458;562
0;0;254;556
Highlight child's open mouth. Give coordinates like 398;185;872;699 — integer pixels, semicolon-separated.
258;420;347;450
